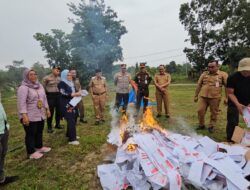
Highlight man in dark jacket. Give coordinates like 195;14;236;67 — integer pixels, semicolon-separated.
134;62;152;114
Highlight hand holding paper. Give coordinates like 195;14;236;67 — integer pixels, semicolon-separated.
243;107;250;128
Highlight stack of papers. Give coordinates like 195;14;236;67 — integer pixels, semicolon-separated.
98;128;250;190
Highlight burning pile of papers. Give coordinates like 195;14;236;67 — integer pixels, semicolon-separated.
98;107;250;190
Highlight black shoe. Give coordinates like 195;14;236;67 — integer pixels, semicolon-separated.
208;127;214;133
55;125;63;129
95;121;100;125
79;119;88;123
47;128;54;133
0;176;19;186
156;114;161;118
165;115;170;118
196;125;205;130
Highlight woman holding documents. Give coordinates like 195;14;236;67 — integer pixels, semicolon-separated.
58;69;81;145
17;68;51;159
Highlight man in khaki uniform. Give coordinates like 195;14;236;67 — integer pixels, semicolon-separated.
70;69;87;123
88;69;108;125
43;65;62;133
194;60;228;133
154;65;171;118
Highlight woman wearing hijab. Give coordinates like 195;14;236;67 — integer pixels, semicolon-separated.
17;68;51;159
58;69;81;145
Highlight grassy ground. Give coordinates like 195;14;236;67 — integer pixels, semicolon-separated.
1;84;245;190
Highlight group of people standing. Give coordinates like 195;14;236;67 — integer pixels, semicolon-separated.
194;58;250;143
16;67;88;160
1;58;249;187
114;62;171;118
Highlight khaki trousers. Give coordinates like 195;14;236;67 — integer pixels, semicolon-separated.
92;93;106;121
77;98;85;120
155;90;170;116
197;97;220;128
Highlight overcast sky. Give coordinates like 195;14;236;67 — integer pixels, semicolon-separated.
0;0;190;69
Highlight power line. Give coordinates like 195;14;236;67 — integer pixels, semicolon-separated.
148;54;185;63
124;48;183;60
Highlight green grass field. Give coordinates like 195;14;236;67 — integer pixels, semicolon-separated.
1;84;244;189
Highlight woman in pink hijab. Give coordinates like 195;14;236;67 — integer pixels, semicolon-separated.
17;68;51;159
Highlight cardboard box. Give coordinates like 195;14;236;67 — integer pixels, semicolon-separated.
232;126;250;146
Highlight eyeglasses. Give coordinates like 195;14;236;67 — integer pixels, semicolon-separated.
208;66;216;68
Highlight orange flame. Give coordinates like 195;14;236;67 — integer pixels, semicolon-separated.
127;144;137;151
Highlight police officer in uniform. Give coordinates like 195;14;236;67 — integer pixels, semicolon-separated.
70;69;87;123
154;65;171;118
114;64;131;112
134;62;152;114
88;69;108;125
194;60;228;133
43;65;62;133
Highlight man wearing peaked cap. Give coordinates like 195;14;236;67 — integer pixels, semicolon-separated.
42;65;62;133
139;62;146;67
114;64;132;112
134;62;152;114
88;69;108;125
226;57;250;142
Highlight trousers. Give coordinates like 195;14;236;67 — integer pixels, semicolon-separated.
23;120;44;154
46;92;61;128
155;89;169;116
226;106;239;141
0;130;8;181
197;97;220;127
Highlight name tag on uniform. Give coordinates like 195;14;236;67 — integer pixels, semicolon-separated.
215;82;219;87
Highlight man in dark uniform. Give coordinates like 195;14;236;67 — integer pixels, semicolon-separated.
43;65;62;133
134;62;152;114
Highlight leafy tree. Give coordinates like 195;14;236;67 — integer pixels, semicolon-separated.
68;0;127;80
179;0;250;72
34;29;72;69
166;61;177;73
4;60;26;88
32;62;50;81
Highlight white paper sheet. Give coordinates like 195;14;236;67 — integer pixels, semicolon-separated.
243;107;250;128
81;89;89;97
69;96;82;107
187;161;204;186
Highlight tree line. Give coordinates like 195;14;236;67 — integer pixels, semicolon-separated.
0;59;193;95
180;0;250;72
33;0;127;86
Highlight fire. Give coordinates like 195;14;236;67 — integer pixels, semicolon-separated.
119;106;167;150
141;106;166;133
127;144;137;152
120;112;128;124
143;106;157;127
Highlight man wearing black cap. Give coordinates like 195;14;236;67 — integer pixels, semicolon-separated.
134;62;152;114
88;69;108;125
43;65;62;133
